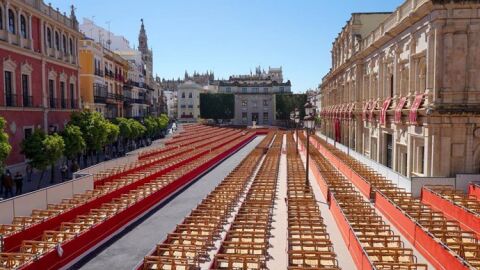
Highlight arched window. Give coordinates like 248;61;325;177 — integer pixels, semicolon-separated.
46;28;52;48
69;38;73;55
20;15;27;38
62;35;67;53
0;8;3;30
8;9;15;34
54;31;59;50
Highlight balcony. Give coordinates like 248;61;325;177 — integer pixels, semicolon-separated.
94;69;104;77
23;95;33;107
94;83;108;103
49;98;56;109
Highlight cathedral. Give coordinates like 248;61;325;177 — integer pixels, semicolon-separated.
138;19;154;86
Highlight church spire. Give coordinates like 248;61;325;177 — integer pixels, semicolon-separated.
138;18;148;54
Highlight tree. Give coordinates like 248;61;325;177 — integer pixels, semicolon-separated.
275;94;308;124
21;130;65;187
0;117;12;171
70;111;110;163
43;134;65;184
144;116;159;138
61;125;86;163
200;93;234;121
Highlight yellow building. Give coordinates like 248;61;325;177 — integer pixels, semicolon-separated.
79;39;128;118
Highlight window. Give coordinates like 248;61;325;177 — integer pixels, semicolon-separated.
279;87;285;92
181;92;185;98
70;83;75;108
0;8;3;30
22;74;31;107
188;104;193;108
69;38;74;56
263;100;268;106
24;127;33;139
417;146;425;174
252;101;257;107
55;31;59;50
263;112;269;122
242;112;247;121
225;87;231;93
62;35;67;54
4;71;14;106
252;87;259;93
263;87;268;93
188;92;192;98
241;87;247;93
390;74;394;97
20;15;27;38
241;100;247;107
8;9;15;34
47;28;52;48
60;82;66;108
49;79;55;108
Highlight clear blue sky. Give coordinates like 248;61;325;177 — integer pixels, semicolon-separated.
50;0;402;93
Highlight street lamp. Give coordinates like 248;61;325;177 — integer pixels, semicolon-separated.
294;108;300;153
304;102;316;188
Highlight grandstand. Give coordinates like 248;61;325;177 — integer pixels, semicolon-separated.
1;126;480;270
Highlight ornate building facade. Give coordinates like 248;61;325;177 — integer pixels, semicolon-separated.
320;0;480;177
218;67;291;126
0;1;81;166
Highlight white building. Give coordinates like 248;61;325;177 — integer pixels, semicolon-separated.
177;81;208;122
164;90;177;119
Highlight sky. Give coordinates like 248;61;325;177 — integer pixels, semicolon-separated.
50;0;403;93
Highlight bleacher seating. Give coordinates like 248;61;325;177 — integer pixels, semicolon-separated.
0;127;255;270
285;133;340;270
299;133;427;270
310;134;480;269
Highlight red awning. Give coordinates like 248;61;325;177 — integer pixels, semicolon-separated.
409;94;424;125
394;96;407;124
380;97;392;125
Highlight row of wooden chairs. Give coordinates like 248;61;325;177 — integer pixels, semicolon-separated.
143;134;275;270
301;134;427;270
0;131;246;238
212;133;283;270
0;133;252;270
97;128;241;181
424;185;480;215
285;133;340;270
312;135;480;269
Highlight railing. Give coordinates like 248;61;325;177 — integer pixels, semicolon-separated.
5;94;17;107
61;98;67;109
22;95;33;107
94;69;104;77
49;98;56;109
361;0;429;50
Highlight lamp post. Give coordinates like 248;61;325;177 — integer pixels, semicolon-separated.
294;108;300;154
304;102;315;188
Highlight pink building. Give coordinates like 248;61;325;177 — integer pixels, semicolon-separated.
0;1;82;166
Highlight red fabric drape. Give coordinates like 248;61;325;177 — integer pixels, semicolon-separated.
409;94;424;125
380;98;392;125
394;97;407;124
334;118;341;142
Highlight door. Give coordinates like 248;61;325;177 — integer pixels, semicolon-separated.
385;133;393;168
251;113;258;123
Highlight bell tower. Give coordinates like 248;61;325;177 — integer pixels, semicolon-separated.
138;19;153;84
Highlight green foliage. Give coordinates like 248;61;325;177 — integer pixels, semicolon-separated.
70;111;110;151
144;114;169;137
61;125;86;160
21;130;65;170
275;94;308;120
21;129;48;170
43;134;65;167
115;117;132;139
200;93;234;120
129;119;146;139
0;117;11;171
106;121;120;142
